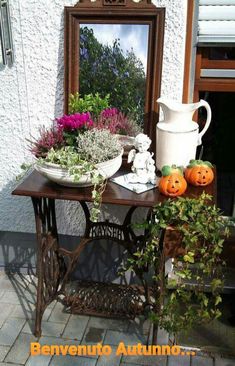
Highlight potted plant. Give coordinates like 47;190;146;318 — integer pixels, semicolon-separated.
125;193;230;343
28;112;123;221
23;92;142;220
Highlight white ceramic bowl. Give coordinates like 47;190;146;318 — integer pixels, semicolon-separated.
35;149;123;187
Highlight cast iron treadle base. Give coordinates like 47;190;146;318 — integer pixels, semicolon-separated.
63;280;145;319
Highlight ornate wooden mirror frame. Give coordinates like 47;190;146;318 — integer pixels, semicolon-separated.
64;0;165;154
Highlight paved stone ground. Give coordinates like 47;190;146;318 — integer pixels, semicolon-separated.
0;271;234;366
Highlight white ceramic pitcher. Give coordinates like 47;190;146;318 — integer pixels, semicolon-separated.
156;98;212;170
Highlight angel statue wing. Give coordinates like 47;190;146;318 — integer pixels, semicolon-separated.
127;149;136;163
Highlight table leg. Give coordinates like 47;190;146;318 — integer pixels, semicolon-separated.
32;197;65;337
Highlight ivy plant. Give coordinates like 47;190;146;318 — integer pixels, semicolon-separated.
40;146;107;222
125;193;230;337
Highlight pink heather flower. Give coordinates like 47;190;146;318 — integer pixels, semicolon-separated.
56;112;94;131
101;108;119;118
96;110;139;136
29;126;64;158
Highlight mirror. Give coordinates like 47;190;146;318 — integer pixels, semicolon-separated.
64;0;165;154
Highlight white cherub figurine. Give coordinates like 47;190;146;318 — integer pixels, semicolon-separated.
127;133;156;184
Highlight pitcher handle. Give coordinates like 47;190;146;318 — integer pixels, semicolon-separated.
197;100;212;145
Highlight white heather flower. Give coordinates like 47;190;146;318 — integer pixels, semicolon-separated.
77;129;122;164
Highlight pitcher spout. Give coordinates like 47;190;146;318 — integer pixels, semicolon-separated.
157;97;194;124
157;97;200;113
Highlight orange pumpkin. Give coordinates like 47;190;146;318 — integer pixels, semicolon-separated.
185;160;214;186
159;165;187;197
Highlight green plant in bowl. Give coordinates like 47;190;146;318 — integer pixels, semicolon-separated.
27;115;122;222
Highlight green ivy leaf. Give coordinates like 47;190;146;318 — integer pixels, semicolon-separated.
183;254;194;263
215;295;222;306
211;279;223;292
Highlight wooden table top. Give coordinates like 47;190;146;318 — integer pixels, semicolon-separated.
12;170;217;208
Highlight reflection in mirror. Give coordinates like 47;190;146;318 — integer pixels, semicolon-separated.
79;24;149;127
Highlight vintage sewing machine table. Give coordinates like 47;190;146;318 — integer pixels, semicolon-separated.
12;170;216;337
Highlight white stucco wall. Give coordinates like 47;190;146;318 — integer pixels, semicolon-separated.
0;0;187;235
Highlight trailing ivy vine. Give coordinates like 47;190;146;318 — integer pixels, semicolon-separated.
125;193;230;337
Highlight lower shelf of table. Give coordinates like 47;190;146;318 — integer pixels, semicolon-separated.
62;280;149;319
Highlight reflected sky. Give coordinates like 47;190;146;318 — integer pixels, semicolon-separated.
80;24;149;73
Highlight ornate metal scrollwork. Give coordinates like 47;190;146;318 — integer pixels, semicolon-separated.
64;281;144;318
32;197;66;336
41;233;66;303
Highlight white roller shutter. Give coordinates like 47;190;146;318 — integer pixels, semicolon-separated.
198;0;235;43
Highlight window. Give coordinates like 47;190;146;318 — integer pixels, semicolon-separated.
183;0;235;215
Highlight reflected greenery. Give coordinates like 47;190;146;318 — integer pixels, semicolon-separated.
79;26;146;126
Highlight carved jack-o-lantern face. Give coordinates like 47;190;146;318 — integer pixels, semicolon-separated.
185;164;214;187
194;167;211;185
159;173;187;197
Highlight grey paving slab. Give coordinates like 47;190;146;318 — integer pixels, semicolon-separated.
0;277;25;291
122;354;167;366
79;327;106;359
39;336;80;347
192;355;214;366
62;315;89;341
0;363;23;366
21;284;37;304
48;302;70;323
168;355;191;366
96;346;122;366
81;327;106;345
127;317;151;336
104;330;147;346
47;300;57;309
0;277;14;290
50;355;96;366
0;346;10;362
0;303;15;328
0;318;25;346
22;320;66;337
0;292;5;300
156;327;169;346
5;333;37;364
0;291;22;304
87;317;129;332
215;358;235;366
11;303;53;321
0;274;34;291
25;354;52;366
